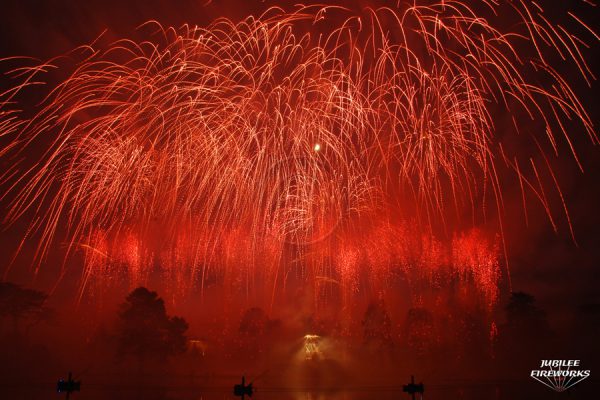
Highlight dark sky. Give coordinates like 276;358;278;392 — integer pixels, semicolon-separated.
0;0;598;330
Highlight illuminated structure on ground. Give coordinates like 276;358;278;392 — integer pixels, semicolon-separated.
304;335;321;360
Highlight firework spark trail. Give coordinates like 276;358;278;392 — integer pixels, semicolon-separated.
0;1;597;307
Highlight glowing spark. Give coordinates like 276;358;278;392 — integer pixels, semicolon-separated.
0;2;596;309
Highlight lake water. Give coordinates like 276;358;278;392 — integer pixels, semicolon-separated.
2;381;597;400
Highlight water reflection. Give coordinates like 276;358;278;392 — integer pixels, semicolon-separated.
3;382;594;400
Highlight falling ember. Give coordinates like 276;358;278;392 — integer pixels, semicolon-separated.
0;1;597;313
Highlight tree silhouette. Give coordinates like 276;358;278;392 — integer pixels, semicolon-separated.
504;291;549;333
0;282;49;333
237;307;274;359
404;307;435;356
116;287;188;370
362;299;393;352
498;291;551;365
239;307;268;338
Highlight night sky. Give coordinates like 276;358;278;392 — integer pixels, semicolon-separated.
1;0;597;322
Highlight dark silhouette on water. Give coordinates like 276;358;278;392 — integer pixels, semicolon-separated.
56;372;80;399
233;375;253;399
403;375;424;399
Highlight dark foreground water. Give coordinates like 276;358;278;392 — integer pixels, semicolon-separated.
2;381;598;400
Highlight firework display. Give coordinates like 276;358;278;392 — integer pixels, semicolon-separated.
0;1;596;310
